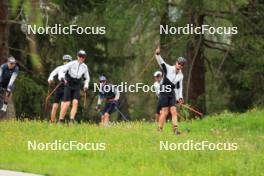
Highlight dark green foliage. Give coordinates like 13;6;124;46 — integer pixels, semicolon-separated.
7;0;264;120
223;0;264;111
13;72;46;118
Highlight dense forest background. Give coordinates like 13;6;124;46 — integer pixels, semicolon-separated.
0;0;263;121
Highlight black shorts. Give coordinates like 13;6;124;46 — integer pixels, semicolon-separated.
156;100;162;114
53;89;64;103
1;82;8;89
103;102;117;115
0;81;14;91
158;93;176;108
63;85;80;101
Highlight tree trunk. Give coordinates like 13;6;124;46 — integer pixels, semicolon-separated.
0;0;9;64
160;0;206;117
160;1;170;56
0;0;16;119
118;92;130;121
185;10;206;115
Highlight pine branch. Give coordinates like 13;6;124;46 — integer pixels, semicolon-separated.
203;11;230;19
204;42;229;52
204;39;232;47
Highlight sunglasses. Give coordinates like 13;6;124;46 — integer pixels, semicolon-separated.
78;55;86;59
178;63;184;66
99;80;106;83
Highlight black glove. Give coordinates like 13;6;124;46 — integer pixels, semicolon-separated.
112;100;118;105
83;87;88;92
177;98;184;104
6;88;12;97
61;78;68;85
95;104;101;111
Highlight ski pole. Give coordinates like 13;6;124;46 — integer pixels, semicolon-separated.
44;85;51;113
115;106;129;121
177;112;186;120
44;82;63;112
83;91;87;108
181;104;203;116
47;84;51;96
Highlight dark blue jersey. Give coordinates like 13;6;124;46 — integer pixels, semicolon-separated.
97;84;120;105
99;84;118;99
0;63;19;90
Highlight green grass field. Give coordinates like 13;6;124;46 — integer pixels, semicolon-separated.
0;110;264;176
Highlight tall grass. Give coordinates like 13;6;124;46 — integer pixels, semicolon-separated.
0;110;263;176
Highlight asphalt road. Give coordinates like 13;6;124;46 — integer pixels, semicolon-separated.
0;170;43;176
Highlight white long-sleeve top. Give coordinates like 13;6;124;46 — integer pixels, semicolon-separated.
154;80;182;100
48;65;64;81
58;60;90;89
174;82;183;100
153;81;160;97
155;54;183;99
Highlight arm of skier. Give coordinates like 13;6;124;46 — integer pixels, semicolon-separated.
155;47;170;71
7;67;19;92
83;67;90;91
0;65;4;83
177;79;184;104
48;66;60;83
58;62;71;81
154;82;160;97
114;86;120;101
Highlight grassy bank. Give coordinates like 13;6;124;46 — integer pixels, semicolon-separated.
0;110;263;176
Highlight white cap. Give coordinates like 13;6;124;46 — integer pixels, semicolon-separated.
63;54;72;61
77;50;86;57
8;56;16;63
153;71;162;77
99;75;107;81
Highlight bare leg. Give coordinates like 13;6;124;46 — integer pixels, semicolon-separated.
70;99;78;120
170;106;178;127
59;101;70;120
50;103;58;123
170;106;180;134
1;92;12;111
100;114;105;125
104;113;110;125
155;113;160;123
158;107;169;131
